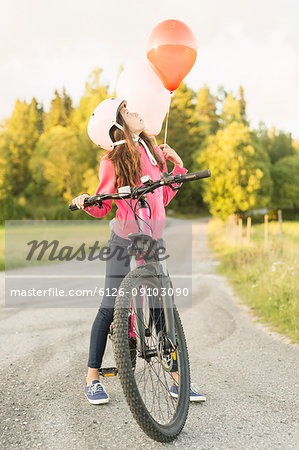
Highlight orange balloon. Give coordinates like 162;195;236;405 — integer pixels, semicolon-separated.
146;19;198;92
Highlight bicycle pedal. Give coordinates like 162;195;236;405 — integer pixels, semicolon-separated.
99;367;118;377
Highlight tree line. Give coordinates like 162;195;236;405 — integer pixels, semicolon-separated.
0;68;298;222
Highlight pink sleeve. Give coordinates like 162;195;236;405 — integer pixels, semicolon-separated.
155;146;188;207
84;156;116;218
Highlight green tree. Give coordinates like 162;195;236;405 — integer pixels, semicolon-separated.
81;168;101;195
70;68;109;170
71;68;109;133
255;122;272;155
157;82;204;212
44;88;73;131
293;139;299;155
268;131;295;164
30;126;90;203
239;85;248;124
220;87;249;127
198;121;273;219
220;94;243;125
5;99;42;195
0;99;43;218
195;84;219;138
271;155;299;208
63;87;73;121
0;124;7;215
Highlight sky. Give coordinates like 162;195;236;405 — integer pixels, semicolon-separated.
1;0;298;138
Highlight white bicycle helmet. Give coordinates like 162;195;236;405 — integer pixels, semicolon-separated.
88;97;130;150
87;97;157;165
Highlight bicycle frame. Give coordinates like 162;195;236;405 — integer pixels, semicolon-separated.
127;195;177;356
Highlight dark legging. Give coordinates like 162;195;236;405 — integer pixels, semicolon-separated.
88;230;131;369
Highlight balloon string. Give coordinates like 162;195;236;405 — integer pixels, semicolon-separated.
163;92;172;146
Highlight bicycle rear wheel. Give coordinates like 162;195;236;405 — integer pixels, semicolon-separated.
113;267;190;443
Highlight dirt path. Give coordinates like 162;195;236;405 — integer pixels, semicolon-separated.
0;218;298;449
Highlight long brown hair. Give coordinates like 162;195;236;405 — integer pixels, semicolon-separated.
106;112;164;190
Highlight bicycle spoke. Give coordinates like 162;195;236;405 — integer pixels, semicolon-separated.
124;291;179;424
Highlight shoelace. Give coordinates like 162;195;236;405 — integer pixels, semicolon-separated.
190;383;200;394
88;382;104;396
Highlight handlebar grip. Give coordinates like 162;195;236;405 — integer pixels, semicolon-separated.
69;195;101;211
69;203;79;211
184;169;211;181
69;196;98;211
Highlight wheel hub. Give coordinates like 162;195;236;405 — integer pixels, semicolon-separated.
157;331;173;371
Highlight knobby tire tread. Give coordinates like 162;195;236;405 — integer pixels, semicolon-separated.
113;267;190;443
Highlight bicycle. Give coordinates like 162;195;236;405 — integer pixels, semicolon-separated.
69;168;211;442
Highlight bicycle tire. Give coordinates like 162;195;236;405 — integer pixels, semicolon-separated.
113;267;190;443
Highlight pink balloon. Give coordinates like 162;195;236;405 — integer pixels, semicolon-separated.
116;60;170;136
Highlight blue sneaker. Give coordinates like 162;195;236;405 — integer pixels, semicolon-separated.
84;380;109;404
169;383;206;402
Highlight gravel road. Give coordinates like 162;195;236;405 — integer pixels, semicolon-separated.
0;218;298;449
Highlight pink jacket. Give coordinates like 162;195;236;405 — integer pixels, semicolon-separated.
84;145;188;239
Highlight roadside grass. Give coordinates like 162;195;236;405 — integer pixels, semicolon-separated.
0;226;4;270
0;213;209;270
207;219;299;343
1;222;111;271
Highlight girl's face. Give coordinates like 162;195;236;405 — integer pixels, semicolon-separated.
120;104;145;135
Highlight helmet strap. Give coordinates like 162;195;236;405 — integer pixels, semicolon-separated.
111;121;126;147
138;138;157;166
113;121;124;131
112;137;139;148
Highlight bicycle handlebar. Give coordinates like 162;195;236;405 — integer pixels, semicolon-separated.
68;169;211;211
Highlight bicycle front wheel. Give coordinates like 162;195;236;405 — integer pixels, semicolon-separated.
113;267;190;443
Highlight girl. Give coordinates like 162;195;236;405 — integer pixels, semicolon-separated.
72;98;206;404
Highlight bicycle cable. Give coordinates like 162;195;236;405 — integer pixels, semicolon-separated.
131;185;155;233
119;190;153;234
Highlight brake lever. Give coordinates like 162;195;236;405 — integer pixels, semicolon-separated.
161;172;183;190
84;197;103;209
169;184;182;191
